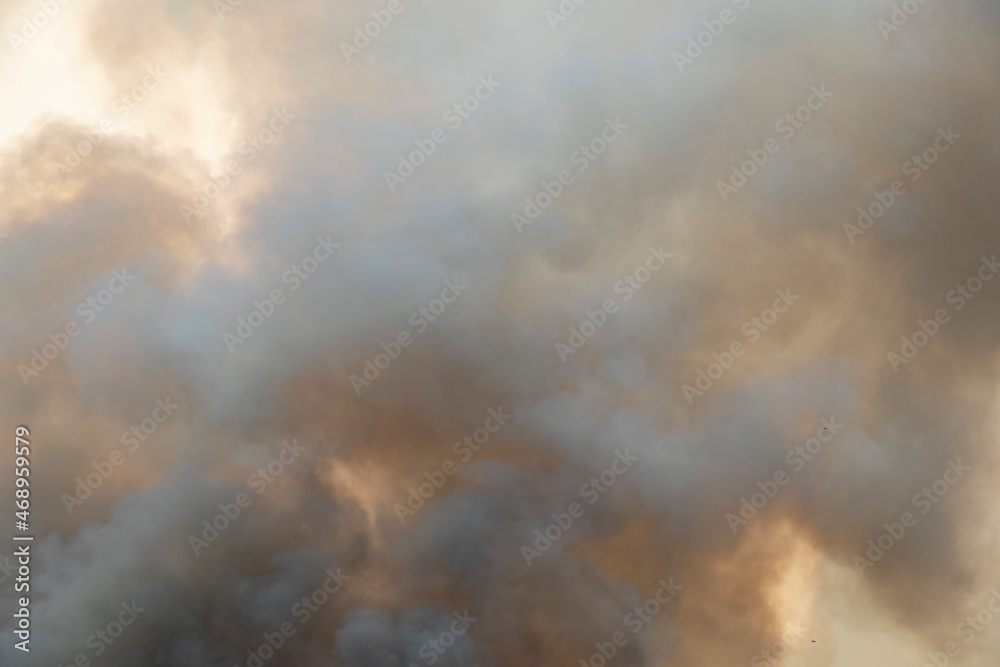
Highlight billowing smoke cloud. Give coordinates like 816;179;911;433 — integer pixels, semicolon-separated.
2;0;1000;665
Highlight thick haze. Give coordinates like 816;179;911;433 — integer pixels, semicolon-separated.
1;0;999;665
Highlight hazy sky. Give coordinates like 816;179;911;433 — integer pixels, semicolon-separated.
1;0;999;666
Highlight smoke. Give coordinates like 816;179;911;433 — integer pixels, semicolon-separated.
1;0;1000;665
